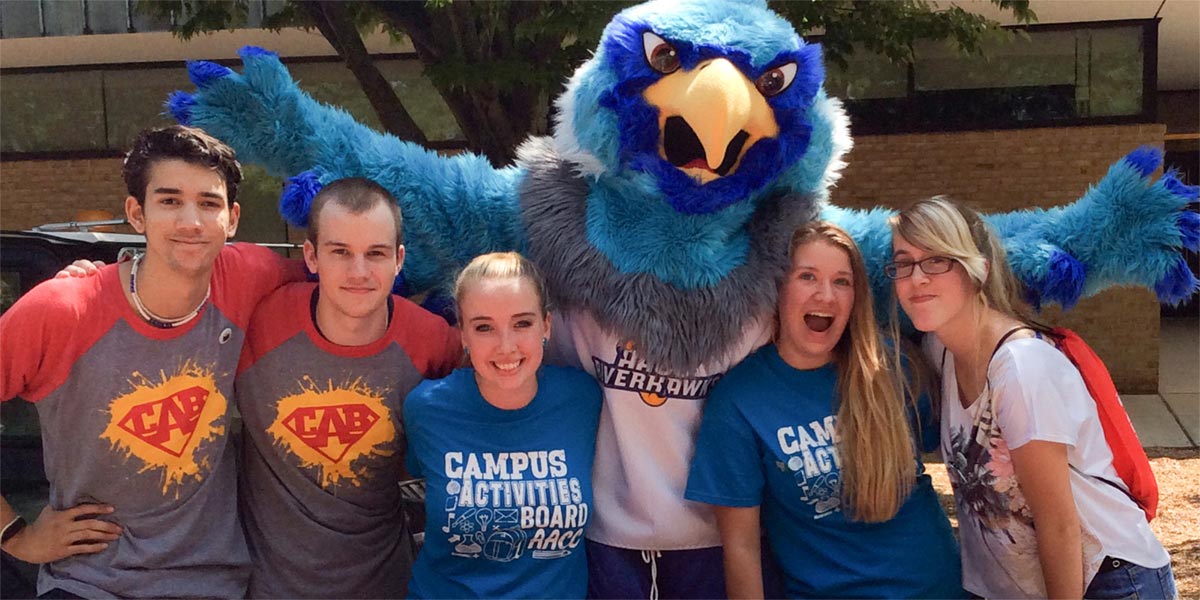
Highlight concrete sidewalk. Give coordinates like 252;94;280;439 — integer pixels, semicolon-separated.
1124;317;1199;448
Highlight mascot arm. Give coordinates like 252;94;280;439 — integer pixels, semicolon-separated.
824;147;1199;310
170;47;527;295
987;147;1198;308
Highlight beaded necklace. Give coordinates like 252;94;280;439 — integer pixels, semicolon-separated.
128;253;210;329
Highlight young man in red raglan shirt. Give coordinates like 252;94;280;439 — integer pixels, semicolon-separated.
234;178;460;598
0;125;303;598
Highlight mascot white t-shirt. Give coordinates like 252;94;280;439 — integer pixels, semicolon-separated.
551;310;772;549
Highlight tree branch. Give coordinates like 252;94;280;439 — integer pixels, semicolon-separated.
297;0;428;144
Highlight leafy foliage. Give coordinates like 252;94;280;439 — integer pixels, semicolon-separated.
773;0;1035;70
136;0;1033;162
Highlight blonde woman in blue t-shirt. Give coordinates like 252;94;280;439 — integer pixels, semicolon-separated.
687;222;963;598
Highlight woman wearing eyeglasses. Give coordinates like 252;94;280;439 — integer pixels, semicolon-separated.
888;197;1174;599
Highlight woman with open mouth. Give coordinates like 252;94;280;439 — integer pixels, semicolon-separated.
686;221;963;599
403;252;602;599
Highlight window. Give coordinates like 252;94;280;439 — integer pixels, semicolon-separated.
1;71;107;152
0;56;465;244
825;21;1154;134
0;57;464;153
0;0;277;38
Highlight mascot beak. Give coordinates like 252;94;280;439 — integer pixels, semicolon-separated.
644;58;779;184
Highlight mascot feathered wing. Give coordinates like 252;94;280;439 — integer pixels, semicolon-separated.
170;0;1197;551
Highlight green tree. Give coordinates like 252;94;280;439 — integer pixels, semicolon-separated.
139;0;1034;165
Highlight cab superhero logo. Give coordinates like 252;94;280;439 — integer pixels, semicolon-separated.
268;377;396;488
102;363;227;496
591;343;721;407
116;385;208;457
281;404;381;463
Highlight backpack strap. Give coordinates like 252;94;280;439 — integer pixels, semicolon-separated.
1068;463;1142;509
990;326;1035;361
939;325;1034;406
939;325;1033;375
980;326;1036;396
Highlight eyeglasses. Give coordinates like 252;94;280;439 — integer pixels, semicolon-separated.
884;255;956;279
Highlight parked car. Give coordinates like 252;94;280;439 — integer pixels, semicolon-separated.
0;227;433;597
1;226;145;597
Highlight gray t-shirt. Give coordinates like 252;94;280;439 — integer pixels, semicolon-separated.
1;244;296;598
235;283;459;598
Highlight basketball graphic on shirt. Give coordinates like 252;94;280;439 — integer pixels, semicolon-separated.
267;376;395;488
591;342;722;407
102;361;228;496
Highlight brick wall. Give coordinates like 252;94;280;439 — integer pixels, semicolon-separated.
1;158;128;231
0;157;296;245
0;123;1168;390
831;123;1167;392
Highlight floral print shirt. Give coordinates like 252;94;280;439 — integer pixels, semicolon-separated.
928;335;1169;598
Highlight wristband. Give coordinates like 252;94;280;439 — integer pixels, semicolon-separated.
1;516;27;546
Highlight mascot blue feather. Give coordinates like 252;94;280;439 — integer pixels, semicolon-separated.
167;0;1197;554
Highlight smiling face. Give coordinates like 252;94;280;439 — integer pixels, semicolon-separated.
126;159;240;278
459;276;551;407
776;239;854;370
304;201;404;328
891;233;976;335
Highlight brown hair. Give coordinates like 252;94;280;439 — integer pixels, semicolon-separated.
785;222;917;523
307;178;403;246
122;125;242;206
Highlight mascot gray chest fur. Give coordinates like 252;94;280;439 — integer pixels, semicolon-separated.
517;138;821;374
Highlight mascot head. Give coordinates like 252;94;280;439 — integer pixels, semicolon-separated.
552;0;826;215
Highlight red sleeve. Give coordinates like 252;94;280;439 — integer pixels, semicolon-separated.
393;298;462;378
211;243;308;329
237;283;313;375
433;323;463;378
0;274;117;402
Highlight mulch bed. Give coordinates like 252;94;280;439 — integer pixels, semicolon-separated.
925;447;1200;598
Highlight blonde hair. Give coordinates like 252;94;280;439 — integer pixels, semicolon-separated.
886;198;1046;433
453;252;551;318
786;222;917;523
888;197;1032;322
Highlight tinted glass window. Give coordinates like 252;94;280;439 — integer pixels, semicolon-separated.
0;1;43;38
2;58;463;153
105;68;192;149
825;23;1149;134
0;71;106;152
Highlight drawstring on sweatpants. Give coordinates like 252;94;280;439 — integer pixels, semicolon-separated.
641;550;662;600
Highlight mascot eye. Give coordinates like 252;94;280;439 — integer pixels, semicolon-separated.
756;62;798;97
642;31;680;74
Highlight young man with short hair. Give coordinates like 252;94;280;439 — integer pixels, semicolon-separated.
0;125;303;598
234;178;460;598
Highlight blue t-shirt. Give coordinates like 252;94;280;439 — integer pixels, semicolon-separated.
404;366;602;599
686;344;964;599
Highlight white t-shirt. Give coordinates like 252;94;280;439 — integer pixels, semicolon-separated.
927;334;1168;599
549;309;773;550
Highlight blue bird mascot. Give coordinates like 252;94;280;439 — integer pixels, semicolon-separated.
168;0;1197;590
